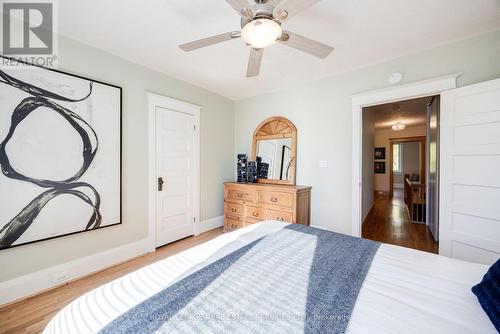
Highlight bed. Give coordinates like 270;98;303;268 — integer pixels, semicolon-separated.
43;221;496;334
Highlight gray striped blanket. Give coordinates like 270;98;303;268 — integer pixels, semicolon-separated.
100;224;380;334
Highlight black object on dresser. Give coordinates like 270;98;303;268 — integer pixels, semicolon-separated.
257;156;269;179
237;154;248;183
247;161;257;183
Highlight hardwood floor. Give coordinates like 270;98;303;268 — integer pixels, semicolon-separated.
0;228;223;334
362;190;438;254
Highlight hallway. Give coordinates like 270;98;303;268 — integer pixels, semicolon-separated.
362;191;438;253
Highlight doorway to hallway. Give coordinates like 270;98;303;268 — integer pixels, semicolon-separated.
361;96;439;253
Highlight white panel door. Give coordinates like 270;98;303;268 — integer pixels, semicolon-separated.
440;78;500;265
155;107;197;247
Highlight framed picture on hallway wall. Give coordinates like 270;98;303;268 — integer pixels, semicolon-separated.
0;56;122;251
374;161;385;174
374;147;385;160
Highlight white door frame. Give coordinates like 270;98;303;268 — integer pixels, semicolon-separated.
147;92;202;251
351;73;461;238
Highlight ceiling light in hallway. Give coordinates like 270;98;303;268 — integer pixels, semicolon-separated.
392;121;406;131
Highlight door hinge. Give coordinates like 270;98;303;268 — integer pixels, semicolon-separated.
193;125;196;131
193;217;196;223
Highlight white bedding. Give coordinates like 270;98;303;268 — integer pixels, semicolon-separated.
43;221;496;334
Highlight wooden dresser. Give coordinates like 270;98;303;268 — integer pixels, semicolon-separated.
223;182;311;231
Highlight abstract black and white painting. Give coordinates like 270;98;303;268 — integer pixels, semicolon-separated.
0;57;121;250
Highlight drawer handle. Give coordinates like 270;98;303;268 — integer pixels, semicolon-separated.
237;193;243;198
231;208;237;212
252;212;259;217
270;197;278;203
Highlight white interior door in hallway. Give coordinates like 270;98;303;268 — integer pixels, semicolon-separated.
440;78;500;265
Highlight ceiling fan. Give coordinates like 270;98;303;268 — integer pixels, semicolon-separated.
179;0;334;77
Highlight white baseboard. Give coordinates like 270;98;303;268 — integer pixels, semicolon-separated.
200;215;224;233
0;237;152;307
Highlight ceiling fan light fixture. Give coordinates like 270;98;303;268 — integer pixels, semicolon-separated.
241;18;282;49
392;121;406;131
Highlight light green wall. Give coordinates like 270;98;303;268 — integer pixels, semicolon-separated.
235;29;500;234
0;35;235;281
2;29;499;282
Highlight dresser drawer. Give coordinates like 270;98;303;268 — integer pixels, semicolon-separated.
225;202;244;219
226;187;254;203
224;182;311;231
245;205;266;220
267;209;293;223
258;191;294;208
224;218;243;231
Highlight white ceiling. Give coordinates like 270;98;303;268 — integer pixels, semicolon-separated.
58;0;500;100
366;96;432;129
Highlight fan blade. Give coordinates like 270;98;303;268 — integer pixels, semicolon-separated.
179;31;240;52
225;0;254;18
273;0;321;20
279;30;333;59
247;48;264;77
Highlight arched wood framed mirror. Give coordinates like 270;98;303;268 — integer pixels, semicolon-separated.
252;116;297;185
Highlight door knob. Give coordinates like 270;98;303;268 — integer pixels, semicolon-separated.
158;177;164;191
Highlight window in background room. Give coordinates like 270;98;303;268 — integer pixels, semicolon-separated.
393;143;402;172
